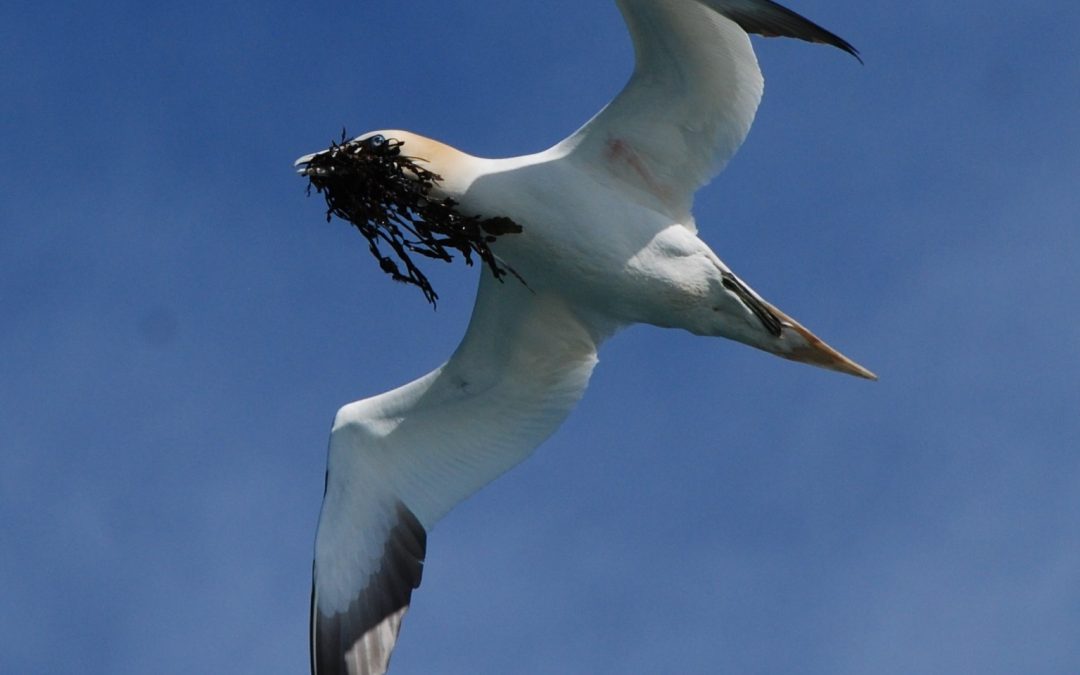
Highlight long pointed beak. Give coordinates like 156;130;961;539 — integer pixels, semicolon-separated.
294;151;320;175
761;300;877;380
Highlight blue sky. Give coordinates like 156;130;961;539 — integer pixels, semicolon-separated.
3;1;1079;673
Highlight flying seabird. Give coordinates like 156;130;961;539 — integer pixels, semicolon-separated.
295;1;873;673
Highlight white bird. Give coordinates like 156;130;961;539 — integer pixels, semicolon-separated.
296;1;872;673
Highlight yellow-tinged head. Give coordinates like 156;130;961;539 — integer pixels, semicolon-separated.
296;130;477;199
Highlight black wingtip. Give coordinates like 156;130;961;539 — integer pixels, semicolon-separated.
721;0;863;64
829;35;863;65
312;501;428;675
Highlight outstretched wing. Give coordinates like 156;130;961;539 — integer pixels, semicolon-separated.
311;276;600;675
558;0;858;221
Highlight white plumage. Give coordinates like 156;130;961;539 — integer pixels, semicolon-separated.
296;1;871;673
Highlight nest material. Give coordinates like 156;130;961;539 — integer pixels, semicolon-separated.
302;132;523;305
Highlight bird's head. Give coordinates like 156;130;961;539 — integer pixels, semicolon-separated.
294;130;519;305
296;130;473;198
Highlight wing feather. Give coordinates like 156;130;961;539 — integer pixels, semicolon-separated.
311;277;601;674
558;0;858;221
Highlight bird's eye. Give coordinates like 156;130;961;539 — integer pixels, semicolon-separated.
368;134;386;147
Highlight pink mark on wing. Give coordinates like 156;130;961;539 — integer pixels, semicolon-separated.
604;137;674;204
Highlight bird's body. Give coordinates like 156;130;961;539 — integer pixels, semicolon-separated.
296;1;873;673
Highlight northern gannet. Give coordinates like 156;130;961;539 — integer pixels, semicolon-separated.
295;1;872;673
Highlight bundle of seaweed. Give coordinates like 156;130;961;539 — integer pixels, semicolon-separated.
300;132;522;305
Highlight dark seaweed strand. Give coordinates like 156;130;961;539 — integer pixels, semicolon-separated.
303;131;523;306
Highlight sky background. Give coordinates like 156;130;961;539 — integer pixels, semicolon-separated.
3;1;1079;673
